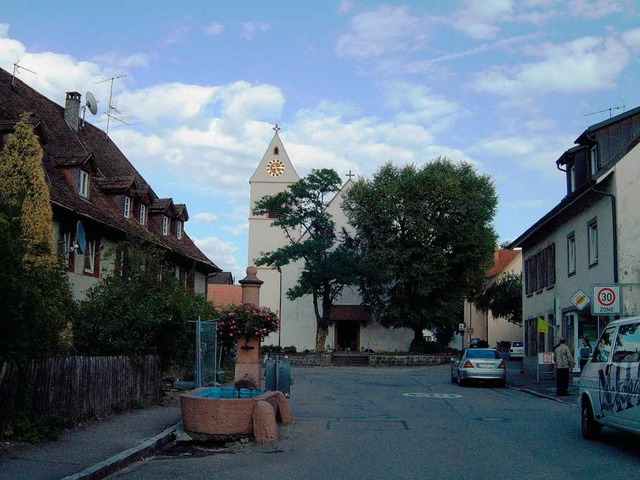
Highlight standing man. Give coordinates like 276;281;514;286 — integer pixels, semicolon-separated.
554;337;575;396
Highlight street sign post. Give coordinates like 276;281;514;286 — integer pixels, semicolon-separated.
591;284;621;315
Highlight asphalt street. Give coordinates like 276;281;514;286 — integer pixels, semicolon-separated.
107;365;640;480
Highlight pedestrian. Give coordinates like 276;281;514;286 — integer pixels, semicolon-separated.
554;337;575;396
578;337;592;371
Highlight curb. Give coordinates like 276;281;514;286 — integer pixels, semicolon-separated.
60;422;182;480
512;386;578;405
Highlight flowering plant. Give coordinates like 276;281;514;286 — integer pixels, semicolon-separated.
217;303;280;346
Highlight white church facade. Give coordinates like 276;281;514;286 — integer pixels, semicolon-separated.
248;128;414;352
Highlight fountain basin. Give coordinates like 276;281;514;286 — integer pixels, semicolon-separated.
180;387;293;441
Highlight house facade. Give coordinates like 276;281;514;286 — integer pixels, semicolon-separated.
511;106;640;373
248;129;414;352
463;249;523;349
0;67;220;299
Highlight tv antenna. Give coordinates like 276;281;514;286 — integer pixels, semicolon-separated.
96;74;130;137
584;100;625;119
12;60;37;88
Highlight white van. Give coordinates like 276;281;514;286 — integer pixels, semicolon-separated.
579;316;640;439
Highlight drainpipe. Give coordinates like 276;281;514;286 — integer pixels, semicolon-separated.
591;186;618;283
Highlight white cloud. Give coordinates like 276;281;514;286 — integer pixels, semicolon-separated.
241;22;270;41
338;0;354;15
568;0;623;19
335;6;429;58
472;35;630;97
193;236;242;279
623;27;640;51
205;22;224;35
478;132;575;177
193;213;218;223
90;52;150;69
452;0;514;39
222;222;249;237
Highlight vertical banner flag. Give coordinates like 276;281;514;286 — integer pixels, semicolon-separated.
537;317;549;333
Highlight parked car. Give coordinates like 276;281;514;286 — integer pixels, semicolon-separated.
451;348;507;387
579;316;640;440
509;341;524;360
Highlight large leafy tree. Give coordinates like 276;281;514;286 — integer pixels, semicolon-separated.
343;159;498;348
252;169;359;352
0;114;74;362
476;272;523;325
73;241;216;371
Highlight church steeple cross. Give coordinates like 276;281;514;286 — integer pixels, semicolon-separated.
273;124;281;133
346;170;355;179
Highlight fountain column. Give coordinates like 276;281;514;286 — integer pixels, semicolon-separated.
235;266;264;388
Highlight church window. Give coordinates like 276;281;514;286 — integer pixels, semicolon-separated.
274;146;279;155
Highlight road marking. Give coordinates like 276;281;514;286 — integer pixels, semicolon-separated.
402;393;462;399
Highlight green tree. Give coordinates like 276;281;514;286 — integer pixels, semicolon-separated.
0;113;55;266
343;159;498;348
0;116;74;363
73;241;216;372
252;169;359;352
476;272;523;325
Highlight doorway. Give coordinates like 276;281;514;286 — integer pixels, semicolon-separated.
335;321;359;351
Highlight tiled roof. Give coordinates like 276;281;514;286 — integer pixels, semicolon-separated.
208;285;243;308
208;272;235;285
330;305;371;322
486;249;520;279
0;67;219;273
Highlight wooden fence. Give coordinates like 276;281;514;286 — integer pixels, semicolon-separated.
0;355;161;438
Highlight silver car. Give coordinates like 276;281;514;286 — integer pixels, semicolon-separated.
451;348;507;387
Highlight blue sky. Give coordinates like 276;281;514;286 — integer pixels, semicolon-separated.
1;0;639;281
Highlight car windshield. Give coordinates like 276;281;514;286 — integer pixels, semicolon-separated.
466;350;500;359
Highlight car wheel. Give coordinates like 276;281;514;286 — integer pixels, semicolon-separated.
451;374;457;384
495;379;506;388
458;375;465;387
581;399;601;440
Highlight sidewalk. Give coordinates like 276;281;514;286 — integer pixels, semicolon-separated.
0;401;182;480
507;363;580;404
0;365;579;480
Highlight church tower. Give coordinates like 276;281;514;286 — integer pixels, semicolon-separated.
248;126;300;324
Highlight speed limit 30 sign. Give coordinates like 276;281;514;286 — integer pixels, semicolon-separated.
592;285;621;315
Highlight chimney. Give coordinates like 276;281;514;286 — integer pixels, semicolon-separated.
64;91;82;132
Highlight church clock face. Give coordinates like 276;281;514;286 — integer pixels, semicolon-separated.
266;159;285;176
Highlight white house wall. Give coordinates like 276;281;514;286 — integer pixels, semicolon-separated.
612;143;640;314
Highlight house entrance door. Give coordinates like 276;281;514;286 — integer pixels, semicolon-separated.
335;321;359;351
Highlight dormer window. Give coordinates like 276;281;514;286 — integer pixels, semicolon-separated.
123;196;131;219
162;215;170;235
78;170;89;198
590;145;599;176
569;163;576;193
176;220;182;240
139;204;147;225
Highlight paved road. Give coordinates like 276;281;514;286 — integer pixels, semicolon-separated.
109;366;639;480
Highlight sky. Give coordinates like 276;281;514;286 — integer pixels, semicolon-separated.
1;0;639;282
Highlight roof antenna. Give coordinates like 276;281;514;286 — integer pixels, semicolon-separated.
12;60;37;88
96;74;128;137
584;99;625;119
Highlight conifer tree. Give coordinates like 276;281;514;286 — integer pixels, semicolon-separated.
0;113;55;266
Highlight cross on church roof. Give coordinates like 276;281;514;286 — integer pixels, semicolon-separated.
346;170;355;179
273;124;281;133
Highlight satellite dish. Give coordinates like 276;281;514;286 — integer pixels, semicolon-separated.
75;221;86;254
85;91;98;115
